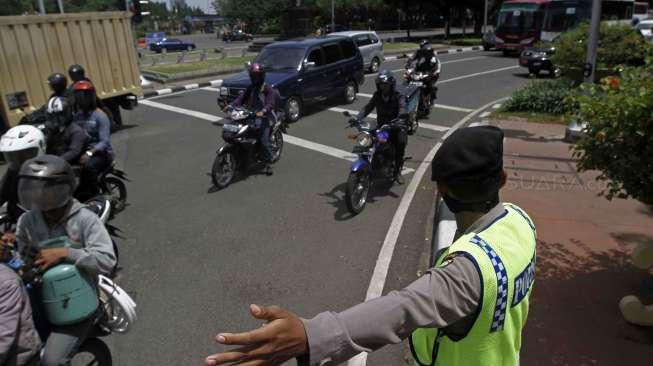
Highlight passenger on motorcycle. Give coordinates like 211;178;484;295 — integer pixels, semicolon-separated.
47;73;69;99
15;155;116;366
357;70;408;185
227;62;275;176
72;81;114;201
407;40;441;99
45;96;88;165
0;126;46;224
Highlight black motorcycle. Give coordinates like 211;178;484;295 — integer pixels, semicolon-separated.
342;111;407;214
211;107;284;188
404;61;440;119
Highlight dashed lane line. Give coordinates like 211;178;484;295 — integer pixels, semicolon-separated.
327;107;450;132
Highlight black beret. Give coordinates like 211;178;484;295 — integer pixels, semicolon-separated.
432;126;504;184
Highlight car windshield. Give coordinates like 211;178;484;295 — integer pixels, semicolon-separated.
542;5;591;32
496;3;539;33
255;47;305;71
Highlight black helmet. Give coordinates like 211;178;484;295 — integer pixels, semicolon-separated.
375;69;396;90
68;64;86;83
18;155;76;212
46;96;73;129
247;62;266;87
418;40;433;57
47;73;68;96
419;39;430;49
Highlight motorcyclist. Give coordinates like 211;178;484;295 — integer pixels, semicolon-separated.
0;126;46;224
15;154;116;366
357;70;408;185
44;96;88;165
406;39;441;99
47;73;69;99
227;62;276;176
72;80;114;200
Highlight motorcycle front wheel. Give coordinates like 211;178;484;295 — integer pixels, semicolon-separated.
72;338;112;366
407;112;418;135
345;171;371;215
270;130;284;163
212;152;236;188
104;177;127;213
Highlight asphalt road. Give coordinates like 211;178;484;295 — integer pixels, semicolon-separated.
101;51;530;366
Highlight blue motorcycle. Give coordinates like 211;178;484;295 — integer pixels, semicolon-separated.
342;111;406;214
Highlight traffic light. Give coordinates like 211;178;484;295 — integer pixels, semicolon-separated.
129;0;150;24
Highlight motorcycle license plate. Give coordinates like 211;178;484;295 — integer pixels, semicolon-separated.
223;124;240;132
409;81;423;86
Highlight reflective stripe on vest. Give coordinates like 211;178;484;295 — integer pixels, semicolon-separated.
410;203;537;366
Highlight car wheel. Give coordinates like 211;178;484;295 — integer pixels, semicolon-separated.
502;50;512;57
369;57;380;73
344;81;357;104
528;67;539;76
483;45;490;51
285;97;302;123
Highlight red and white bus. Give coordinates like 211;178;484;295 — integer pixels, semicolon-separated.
495;0;636;53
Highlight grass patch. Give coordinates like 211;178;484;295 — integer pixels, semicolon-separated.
384;42;418;52
491;111;569;125
142;56;253;75
446;38;482;46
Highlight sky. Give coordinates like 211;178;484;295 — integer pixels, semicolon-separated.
151;0;216;14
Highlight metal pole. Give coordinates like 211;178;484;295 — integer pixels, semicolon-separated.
584;0;602;83
37;0;45;14
483;0;489;34
57;0;64;13
331;0;335;31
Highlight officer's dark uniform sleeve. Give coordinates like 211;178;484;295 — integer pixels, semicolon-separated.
299;256;481;366
357;92;379;120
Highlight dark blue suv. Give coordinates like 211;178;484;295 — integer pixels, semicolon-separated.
218;36;365;122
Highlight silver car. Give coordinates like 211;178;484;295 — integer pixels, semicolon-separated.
329;31;384;72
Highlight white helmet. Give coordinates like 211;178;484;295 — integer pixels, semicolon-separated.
0;125;45;168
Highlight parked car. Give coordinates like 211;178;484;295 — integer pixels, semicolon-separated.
217;36;365;122
149;38;196;53
328;31;384;73
635;20;653;43
519;44;560;77
222;29;254;42
483;30;496;51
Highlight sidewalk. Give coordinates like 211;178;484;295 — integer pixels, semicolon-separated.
491;119;653;364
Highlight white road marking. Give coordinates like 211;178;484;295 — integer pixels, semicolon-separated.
438;66;520;84
480;111;491;118
328;107;451;132
139;100;415;174
347;96;511;366
493;103;502;109
432;104;473;113
201;87;220;92
357;92;375;98
139;100;222;122
366;56;489;77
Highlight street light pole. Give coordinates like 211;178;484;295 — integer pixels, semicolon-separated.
483;0;489;34
584;0;602;83
38;0;45;14
331;0;335;32
57;0;64;13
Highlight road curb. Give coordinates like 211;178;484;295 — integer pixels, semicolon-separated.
142;79;223;99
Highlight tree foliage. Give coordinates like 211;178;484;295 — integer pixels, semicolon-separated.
570;59;653;208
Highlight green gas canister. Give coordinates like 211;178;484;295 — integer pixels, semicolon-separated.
38;236;98;325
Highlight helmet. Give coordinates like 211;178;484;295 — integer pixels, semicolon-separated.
68;64;86;83
72;80;97;113
418;40;433;57
0;125;45;168
419;39;430;49
46;96;73;128
18;155;76;212
47;73;68;96
247;62;266;87
375;69;396;93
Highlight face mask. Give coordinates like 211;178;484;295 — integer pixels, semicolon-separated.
442;192;499;214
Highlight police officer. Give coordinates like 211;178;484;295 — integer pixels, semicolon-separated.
204;126;538;366
358;69;408;184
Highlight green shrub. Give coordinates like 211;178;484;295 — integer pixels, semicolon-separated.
570;59;653;207
501;79;575;115
552;22;653;70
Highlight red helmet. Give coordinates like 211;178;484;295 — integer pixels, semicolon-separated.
72;80;95;92
248;63;266;86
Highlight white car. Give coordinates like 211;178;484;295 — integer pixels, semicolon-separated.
636;20;653;43
328;31;384;73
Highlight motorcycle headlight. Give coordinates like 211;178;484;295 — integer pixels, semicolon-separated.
220;87;229;96
356;132;373;148
230;110;247;120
